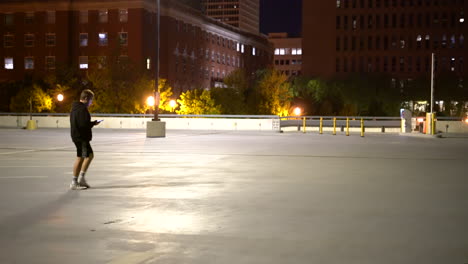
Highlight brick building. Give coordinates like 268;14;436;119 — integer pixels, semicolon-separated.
201;0;260;34
302;0;467;80
0;0;272;94
268;32;302;78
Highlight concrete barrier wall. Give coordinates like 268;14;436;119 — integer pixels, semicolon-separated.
0;115;278;131
436;121;468;133
1;115;467;133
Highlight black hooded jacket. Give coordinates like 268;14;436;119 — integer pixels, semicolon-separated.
70;102;95;142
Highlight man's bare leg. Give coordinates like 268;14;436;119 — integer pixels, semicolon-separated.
78;153;94;188
81;153;94;172
73;157;84;177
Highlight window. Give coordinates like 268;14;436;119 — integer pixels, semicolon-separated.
146;58;151;70
99;10;108;23
5;14;14;26
241;44;244;54
119;9;128;22
119;32;128;46
80;33;88;47
4;57;13;69
98;56;106;69
25;57;34;70
368;36;373;50
237;43;240;52
337;0;341;7
98;33;108;46
274;48;280;55
45;56;55;70
25;13;34;24
252;47;256;56
336;16;341;29
24;34;34;47
79;56;88;69
80;11;88;24
4;35;14;48
46;11;55;24
46;34;56;47
376;36;381;49
279;48;285;55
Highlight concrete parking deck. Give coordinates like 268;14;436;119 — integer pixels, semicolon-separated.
0;128;467;264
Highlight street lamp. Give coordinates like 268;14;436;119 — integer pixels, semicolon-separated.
169;99;176;112
294;107;302;116
153;0;161;121
57;94;64;102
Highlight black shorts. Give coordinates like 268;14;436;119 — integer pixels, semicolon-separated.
74;141;93;158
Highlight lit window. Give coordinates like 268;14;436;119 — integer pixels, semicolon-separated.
337;0;341;8
119;32;128;46
274;48;280;55
79;56;88;69
297;48;302;55
24;57;34;70
98;33;108;46
146;58;151;70
241;44;244;53
46;34;56;47
292;48;297;55
99;10;108;23
237;43;240;52
46;11;55;24
79;11;88;24
24;34;34;47
45;56;55;70
4;57;13;69
119;9;128;23
80;33;88;46
279;49;285;55
252;47;256;56
4;35;14;48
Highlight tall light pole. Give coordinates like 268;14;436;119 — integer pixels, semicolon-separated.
430;53;434;114
153;0;161;121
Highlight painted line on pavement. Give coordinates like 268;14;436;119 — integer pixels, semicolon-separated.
0;176;48;179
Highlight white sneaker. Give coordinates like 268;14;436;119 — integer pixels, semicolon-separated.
70;181;80;190
78;177;90;189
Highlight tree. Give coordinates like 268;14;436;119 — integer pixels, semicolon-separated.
176;89;221;115
10;84;53;113
87;57;153;113
254;69;292;116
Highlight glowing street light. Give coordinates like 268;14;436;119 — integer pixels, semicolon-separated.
294;107;302;116
57;94;64;102
169;99;176;112
147;96;155;107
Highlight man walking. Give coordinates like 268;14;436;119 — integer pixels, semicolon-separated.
70;89;101;190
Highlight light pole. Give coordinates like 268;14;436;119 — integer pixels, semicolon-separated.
153;0;161;121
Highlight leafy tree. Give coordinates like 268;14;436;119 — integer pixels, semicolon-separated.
176;89;221;115
87;57;153;113
254;69;292;116
10;84;53;113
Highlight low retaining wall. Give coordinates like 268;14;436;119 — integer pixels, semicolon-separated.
0;115;279;131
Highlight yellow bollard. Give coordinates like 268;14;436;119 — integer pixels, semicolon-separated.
346;117;350;136
432;113;436;135
333;117;336;135
302;117;306;133
26;120;37;130
360;118;364;137
319;117;323;134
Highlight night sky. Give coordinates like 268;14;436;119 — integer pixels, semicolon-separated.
260;0;302;37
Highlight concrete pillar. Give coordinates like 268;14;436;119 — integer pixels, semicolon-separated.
146;121;166;138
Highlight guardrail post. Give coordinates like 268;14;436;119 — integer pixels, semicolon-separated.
346;117;350;136
319;117;323;134
361;118;364;137
432;113;436;135
302;117;306;133
333;117;336;135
